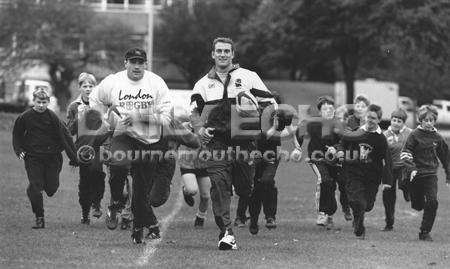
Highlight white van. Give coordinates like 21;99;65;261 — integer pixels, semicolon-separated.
432;99;450;126
335;78;399;128
398;96;416;128
12;79;60;113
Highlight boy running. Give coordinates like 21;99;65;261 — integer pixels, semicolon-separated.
13;88;78;229
337;104;392;239
382;108;412;231
296;96;344;228
179;122;211;228
67;72;109;225
401;105;450;241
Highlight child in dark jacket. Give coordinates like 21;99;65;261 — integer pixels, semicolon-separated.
67;72;112;224
337;104;393;239
13;88;78;229
400;105;450;241
345;95;370;131
381;109;412;231
296;96;350;229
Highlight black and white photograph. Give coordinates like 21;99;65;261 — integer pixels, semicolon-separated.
1;0;450;268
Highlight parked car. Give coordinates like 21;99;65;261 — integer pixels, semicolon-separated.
398;96;416;128
12;79;60;113
432;99;450;126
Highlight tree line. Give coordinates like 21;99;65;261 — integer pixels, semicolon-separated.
1;0;449;110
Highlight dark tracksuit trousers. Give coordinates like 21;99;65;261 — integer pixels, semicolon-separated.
109;134;174;229
78;155;105;216
336;173;350;213
248;160;279;221
207;141;255;231
240;137;280;222
310;162;340;216
382;167;403;227
107;134;132;211
25;153;63;218
346;178;380;234
409;174;438;233
108;164;129;209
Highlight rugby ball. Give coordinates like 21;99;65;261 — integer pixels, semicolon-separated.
107;105;130;130
236;90;259;117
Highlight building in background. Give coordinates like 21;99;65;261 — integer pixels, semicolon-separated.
0;0;188;88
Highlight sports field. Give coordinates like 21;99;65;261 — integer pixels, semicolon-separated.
2;83;450;269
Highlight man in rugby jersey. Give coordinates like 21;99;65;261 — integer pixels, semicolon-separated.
190;37;275;250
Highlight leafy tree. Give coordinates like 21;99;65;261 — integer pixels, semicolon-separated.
239;0;450;104
0;0;134;110
359;0;450;104
156;0;261;87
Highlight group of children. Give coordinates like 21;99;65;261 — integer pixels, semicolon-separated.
12;73;450;245
299;94;450;241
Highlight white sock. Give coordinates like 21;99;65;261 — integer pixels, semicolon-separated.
196;210;207;219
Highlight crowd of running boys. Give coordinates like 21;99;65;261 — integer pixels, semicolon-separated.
12;37;450;250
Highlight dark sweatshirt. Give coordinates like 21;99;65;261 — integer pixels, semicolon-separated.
296;118;341;158
339;126;393;186
66;96;113;151
346;114;363;131
401;127;450;179
12;108;78;163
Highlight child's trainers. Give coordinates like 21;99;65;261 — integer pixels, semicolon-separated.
131;228;144;244
146;226;161;240
419;231;433;241
316;212;328;226
105;203;120;230
265;217;277;230
326;216;334;230
121;218;132;230
343;209;353;221
249;217;259;235
233;217;247;228
81;214;90;225
32;217;45;229
194;216;204;228
91;203;102;218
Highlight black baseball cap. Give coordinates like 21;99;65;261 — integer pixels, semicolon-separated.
125;48;147;61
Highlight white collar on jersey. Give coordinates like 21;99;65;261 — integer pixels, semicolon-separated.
360;125;382;134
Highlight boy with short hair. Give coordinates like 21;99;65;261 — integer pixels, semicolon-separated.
67;72;110;225
296;96;347;228
337;104;392;239
13;88;78;229
382;108;412;231
346;95;370;131
401;105;450;241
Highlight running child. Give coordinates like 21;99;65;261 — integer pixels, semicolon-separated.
337;104;393;239
13;88;78;229
67;72;109;225
400;105;450;241
381;108;412;231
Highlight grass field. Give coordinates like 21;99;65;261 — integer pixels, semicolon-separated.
2;128;450;269
2;83;450;269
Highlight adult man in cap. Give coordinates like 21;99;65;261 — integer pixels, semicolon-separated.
90;48;174;243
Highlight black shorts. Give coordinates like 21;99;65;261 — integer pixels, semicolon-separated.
180;168;209;178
